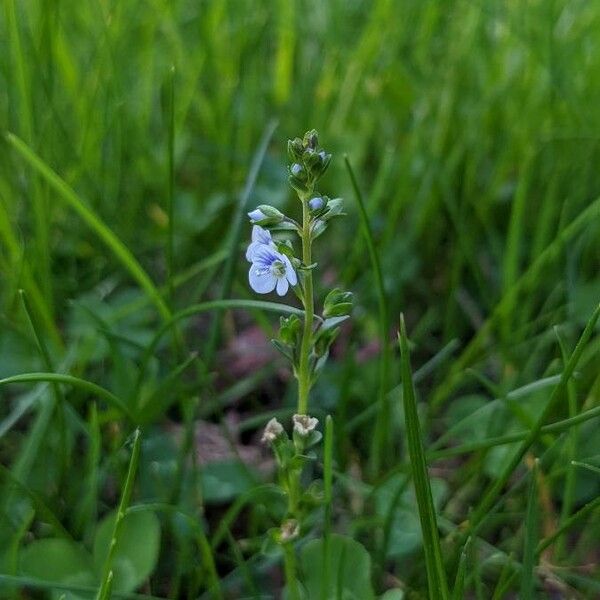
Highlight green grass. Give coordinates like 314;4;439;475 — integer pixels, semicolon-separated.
2;0;600;598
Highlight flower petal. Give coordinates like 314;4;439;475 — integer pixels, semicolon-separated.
252;244;279;267
251;225;272;245
248;209;266;223
245;241;265;262
276;276;289;296
282;255;297;286
249;263;277;294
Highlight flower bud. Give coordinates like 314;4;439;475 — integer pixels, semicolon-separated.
248;205;285;226
303;129;318;150
290;163;304;178
289;174;309;195
247;208;267;223
292;414;318;437
292;414;322;450
305;150;323;173
287;138;304;162
308;196;325;211
279;519;299;543
261;418;285;444
319;151;332;174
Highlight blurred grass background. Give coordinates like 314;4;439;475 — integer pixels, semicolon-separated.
1;0;600;597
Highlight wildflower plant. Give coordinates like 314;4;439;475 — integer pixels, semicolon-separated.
246;130;349;411
246;130;352;595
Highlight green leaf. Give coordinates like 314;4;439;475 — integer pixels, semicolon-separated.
94;432;143;600
398;316;449;599
272;339;295;363
375;474;448;557
93;510;160;593
520;460;539;600
19;539;95;600
200;460;258;504
5;132;171;322
0;373;135;422
451;539;470;600
467;303;600;534
379;590;404;600
344;157;391;474
299;534;375;600
319;316;350;332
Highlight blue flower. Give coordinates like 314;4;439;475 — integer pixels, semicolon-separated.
290;163;303;177
248;208;267;223
249;245;297;296
246;225;276;262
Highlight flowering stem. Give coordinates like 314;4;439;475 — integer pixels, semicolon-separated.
297;195;314;415
282;543;301;600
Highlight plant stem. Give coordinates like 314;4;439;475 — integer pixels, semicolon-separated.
283;543;301;600
297;195;314;415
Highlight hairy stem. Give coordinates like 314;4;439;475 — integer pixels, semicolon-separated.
297;195;314;415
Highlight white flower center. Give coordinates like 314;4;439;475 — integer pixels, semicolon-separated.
272;260;286;278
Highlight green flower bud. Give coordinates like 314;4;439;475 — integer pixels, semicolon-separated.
289;174;309;195
305;150;324;174
318;151;332;175
303;129;318;150
255;204;285;224
287;138;304;162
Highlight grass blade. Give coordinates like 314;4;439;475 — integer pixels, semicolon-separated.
0;574;162;600
536;491;600;556
344;155;390;475
5;132;171;322
19;290;69;481
0;373;135;421
466;303;600;535
554;326;580;559
398;315;449;600
96;428;142;600
127;503;223;599
520;458;539;600
429;403;600;460
165;65;176;306
132;299;308;403
451;538;470;600
5;0;52;307
490;554;517;600
322;415;334;600
431;197;600;411
0;464;72;540
205;120;278;364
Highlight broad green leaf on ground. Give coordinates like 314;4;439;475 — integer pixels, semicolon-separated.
200;460;258;504
375;474;448;557
93;510;160;593
298;534;375;600
379;590;404;600
19;538;95;600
